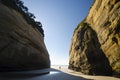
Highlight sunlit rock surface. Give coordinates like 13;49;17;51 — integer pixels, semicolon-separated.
0;3;50;71
69;0;120;77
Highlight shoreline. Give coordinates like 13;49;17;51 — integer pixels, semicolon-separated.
51;65;120;80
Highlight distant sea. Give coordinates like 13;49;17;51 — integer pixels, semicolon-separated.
51;65;68;68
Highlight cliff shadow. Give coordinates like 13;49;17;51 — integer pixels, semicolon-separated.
69;23;113;76
84;24;113;76
0;68;90;80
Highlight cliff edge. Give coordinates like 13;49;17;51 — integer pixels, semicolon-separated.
0;2;50;71
69;0;120;77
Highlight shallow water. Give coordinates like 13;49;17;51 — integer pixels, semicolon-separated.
50;71;60;75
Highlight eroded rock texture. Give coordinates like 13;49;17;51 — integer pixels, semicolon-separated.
0;3;50;71
69;0;120;77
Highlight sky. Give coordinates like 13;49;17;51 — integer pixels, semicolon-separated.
22;0;93;65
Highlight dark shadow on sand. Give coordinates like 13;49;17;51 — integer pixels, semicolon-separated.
0;68;90;80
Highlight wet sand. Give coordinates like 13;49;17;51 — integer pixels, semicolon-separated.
0;68;88;80
0;66;119;80
52;65;120;80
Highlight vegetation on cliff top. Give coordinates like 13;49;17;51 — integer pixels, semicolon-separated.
1;0;44;36
74;18;86;34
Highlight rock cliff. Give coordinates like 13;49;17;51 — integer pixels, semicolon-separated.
0;2;50;71
69;0;120;77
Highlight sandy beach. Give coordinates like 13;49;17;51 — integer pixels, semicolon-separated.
0;68;88;80
51;65;120;80
0;66;119;80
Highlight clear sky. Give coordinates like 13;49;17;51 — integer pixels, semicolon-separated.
22;0;93;65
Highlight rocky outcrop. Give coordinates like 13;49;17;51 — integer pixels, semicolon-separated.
69;0;120;77
0;3;50;71
69;23;112;75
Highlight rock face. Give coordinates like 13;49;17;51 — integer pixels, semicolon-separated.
69;0;120;77
0;3;50;71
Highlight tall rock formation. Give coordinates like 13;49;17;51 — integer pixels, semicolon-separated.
69;0;120;77
0;2;50;71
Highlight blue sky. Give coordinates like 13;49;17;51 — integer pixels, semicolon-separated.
22;0;93;65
